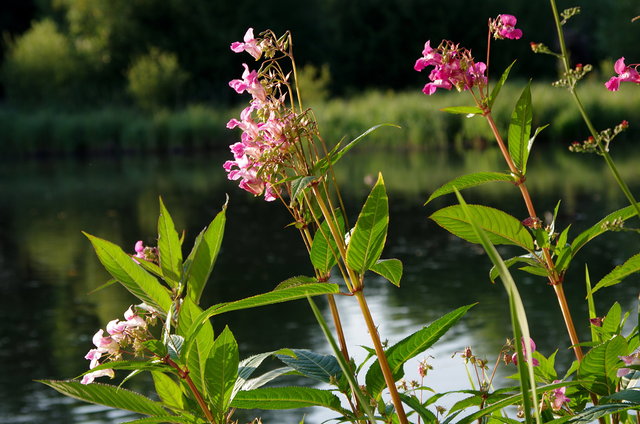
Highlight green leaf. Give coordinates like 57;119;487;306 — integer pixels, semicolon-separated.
231;387;343;412
398;393;438;423
314;124;400;175
77;360;172;376
233;351;286;398
370;258;403;287
507;82;533;174
83;233;172;312
38;380;166;415
289;176;318;207
366;304;475;398
601;302;622;336
183;203;226;303
430;204;534;250
346;173;389;274
591;253;640;295
274;275;318;290
151;371;184;410
487;61;516;109
425;172;515;205
183;283;339;366
440;106;484;115
239;367;294;392
601;388;640;403
571;205;638;254
158;197;183;284
567;403;640;424
276;349;342;384
205;326;238;419
578;335;627;395
166;335;184;361
310;210;344;274
489;254;543;283
122;416;201;424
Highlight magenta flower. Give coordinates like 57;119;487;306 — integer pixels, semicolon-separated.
511;337;540;366
415;40;487;96
493;14;523;40
229;64;267;103
230;28;262;60
550;380;570;411
605;57;640;91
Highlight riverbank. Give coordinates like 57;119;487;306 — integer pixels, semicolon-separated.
1;80;637;157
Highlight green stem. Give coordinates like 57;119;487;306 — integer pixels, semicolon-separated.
549;0;640;220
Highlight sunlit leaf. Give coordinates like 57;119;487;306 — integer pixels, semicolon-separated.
289;176;318;207
369;258;403;287
430;204;534;250
205;326;238;419
38;380;166;416
151;371;184;410
158;197;183;284
440;106;484;115
489;254;543;283
591;253;640;295
508;82;532;174
274;275;318;290
425;172;515;205
184;201;227;303
571;205;637;254
487;61;516;109
310;210;344;274
567;403;640;424
231;387;343;412
84;233;172;312
578;335;627;395
366;304;474;398
346;173;388;274
121;416;200;424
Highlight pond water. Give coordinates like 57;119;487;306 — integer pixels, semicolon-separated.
0;148;638;423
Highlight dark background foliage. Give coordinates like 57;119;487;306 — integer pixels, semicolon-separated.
1;0;638;109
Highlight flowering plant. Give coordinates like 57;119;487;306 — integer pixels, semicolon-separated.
39;2;640;424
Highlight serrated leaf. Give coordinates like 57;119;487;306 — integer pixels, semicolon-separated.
158;197;183;284
84;233;172;312
274;275;318;290
239;367;294;392
366;304;474;398
310;210;344;274
398;394;438;422
166;335;184;360
122;416;199;424
276;349;342;384
425;172;515;205
508;82;533;174
151;371;184;410
231;387;343;411
38;380;166;415
430;205;534;250
578;335;627;395
233;351;281;399
591;253;640;295
205;326;238;418
346;173;388;274
571;205;637;254
568;403;640;424
184;203;226;303
369;258;403;286
488;61;516;109
289;176;318;207
440;106;484;115
601;388;640;403
313;124;399;175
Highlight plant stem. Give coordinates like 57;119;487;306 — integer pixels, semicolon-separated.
165;357;216;424
354;290;409;424
484;111;584;361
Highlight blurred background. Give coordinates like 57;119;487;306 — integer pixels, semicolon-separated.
0;1;639;423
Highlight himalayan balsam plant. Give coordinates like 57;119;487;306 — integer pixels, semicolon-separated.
40;2;639;424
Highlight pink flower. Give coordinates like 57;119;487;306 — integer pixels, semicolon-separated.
491;14;523;40
605;57;640;91
550;380;570;411
616;354;640;377
229;64;267;103
511;337;540;366
230;28;262;60
414;41;441;72
81;368;115;385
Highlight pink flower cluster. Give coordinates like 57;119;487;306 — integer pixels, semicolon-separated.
491;14;523;40
81;306;150;384
617;353;640;377
605;57;640;91
414;40;487;95
550;380;570;411
224;29;297;201
134;240;158;263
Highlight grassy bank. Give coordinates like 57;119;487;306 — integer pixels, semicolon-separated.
1;81;638;157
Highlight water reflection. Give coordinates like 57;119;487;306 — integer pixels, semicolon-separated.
0;148;638;423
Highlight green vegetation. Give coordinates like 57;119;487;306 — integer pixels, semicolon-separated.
2;80;638;156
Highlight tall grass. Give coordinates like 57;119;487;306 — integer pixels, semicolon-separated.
1;81;638;157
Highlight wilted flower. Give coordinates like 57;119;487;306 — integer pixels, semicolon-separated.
605;57;640;91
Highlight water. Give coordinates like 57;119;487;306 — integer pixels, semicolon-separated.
0;148;638;423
